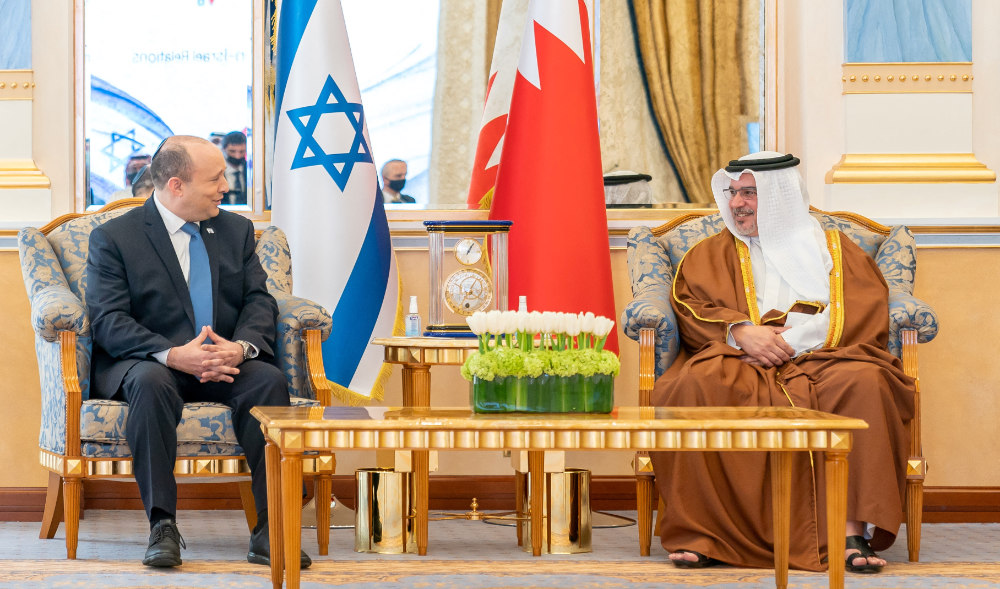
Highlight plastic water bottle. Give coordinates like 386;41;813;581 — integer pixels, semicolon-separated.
405;296;421;337
518;295;528;312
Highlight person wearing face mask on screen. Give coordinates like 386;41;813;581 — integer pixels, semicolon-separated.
221;131;248;206
380;159;416;203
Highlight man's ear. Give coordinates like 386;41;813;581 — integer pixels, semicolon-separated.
166;176;184;196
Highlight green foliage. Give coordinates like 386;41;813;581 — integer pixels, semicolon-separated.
461;346;620;382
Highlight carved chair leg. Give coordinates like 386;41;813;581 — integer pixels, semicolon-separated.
637;475;654;557
40;471;64;539
63;477;82;559
237;479;257;533
906;478;923;562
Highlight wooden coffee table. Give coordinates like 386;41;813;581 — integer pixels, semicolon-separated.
252;405;867;589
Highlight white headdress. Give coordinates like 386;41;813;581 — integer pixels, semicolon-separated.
711;151;833;302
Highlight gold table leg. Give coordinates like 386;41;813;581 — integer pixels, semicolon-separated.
403;363;432;556
265;439;284;589
409;364;431;406
528;451;545;556
413;449;430;555
514;471;526;546
281;454;303;589
826;450;849;589
314;475;332;555
636;474;654;556
770;452;791;589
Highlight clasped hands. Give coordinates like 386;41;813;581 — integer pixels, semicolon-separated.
730;323;795;368
166;326;245;383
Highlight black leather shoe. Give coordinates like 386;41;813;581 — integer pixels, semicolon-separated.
143;519;185;567
247;522;312;569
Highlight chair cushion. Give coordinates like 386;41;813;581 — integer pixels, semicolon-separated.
79;395;319;458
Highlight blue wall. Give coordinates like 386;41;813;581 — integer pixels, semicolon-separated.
845;0;971;62
0;0;31;69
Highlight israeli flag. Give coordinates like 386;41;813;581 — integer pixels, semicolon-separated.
271;0;402;404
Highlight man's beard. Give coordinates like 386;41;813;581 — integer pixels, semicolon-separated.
732;207;757;236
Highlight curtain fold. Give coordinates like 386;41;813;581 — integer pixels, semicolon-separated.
632;0;747;203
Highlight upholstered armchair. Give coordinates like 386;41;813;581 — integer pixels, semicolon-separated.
621;208;938;562
18;199;336;559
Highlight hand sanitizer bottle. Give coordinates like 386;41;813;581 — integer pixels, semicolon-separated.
405;295;421;337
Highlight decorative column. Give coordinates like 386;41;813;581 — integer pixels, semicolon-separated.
825;1;995;219
0;0;51;228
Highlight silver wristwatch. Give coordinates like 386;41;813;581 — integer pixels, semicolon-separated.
236;340;258;361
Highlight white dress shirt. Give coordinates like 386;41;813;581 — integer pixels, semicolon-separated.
151;193;198;364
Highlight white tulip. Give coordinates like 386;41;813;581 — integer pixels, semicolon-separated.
466;312;488;335
516;310;531;332
485;309;503;334
565;313;581;337
541;311;558;335
580;311;596;334
502;310;519;334
528;311;543;334
593;317;615;337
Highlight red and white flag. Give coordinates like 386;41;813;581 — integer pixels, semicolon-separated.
488;0;617;352
466;0;528;209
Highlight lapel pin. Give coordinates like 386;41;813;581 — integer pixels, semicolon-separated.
206;228;215;234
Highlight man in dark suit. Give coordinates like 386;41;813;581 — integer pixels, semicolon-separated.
221;131;248;206
380;159;416;203
87;135;310;569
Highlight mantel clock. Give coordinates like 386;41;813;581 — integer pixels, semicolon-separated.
423;220;512;337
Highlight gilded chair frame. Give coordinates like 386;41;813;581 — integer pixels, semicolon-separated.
629;207;927;563
26;199;338;559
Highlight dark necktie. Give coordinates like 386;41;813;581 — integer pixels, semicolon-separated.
181;222;213;335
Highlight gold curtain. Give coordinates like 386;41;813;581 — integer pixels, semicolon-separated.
632;0;749;203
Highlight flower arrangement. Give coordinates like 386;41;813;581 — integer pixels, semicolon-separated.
460;310;620;413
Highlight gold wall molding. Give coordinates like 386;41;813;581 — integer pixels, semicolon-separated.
842;62;972;94
0;159;51;189
0;69;34;100
826;153;995;183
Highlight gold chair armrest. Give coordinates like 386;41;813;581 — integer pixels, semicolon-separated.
638;327;656;407
60;331;82;455
901;328;924;480
305;329;333;406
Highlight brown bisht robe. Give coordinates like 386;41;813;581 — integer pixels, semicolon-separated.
651;228;915;571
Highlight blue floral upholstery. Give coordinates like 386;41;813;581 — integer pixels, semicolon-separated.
255;226;332;400
19;206;330;464
622;211;939;378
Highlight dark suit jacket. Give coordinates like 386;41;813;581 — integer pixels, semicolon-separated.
86;197;278;399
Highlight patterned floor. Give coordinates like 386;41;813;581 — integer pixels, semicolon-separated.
1;510;998;588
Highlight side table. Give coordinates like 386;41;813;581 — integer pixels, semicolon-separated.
370;336;477;554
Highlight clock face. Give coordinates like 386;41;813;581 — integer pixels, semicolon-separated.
443;267;493;316
454;238;483;266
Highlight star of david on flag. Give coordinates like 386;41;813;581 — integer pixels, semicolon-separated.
287;75;373;191
270;0;403;405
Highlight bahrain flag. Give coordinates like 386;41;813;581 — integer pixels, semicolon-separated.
488;0;617;352
466;0;528;209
